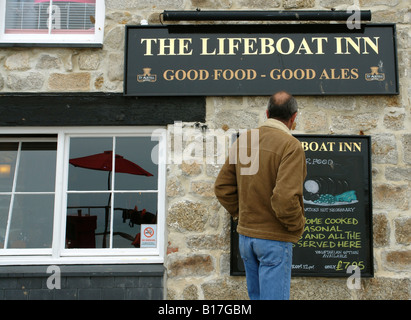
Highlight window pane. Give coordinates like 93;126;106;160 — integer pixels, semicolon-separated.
50;1;96;34
0;143;18;192
5;0;49;34
68;137;113;191
66;193;111;248
115;137;158;191
0;196;11;249
15;142;57;192
7;194;54;249
112;193;157;248
5;0;96;34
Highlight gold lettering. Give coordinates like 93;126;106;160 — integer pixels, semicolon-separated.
296;38;313;55
335;37;343;54
158;38;176;55
260;37;275;54
301;141;309;151
320;69;330;79
178;38;193;55
200;38;216;55
243;38;258;55
362;36;379;54
141;38;156;56
344;37;362;54
334;36;379;55
353;142;361;152
351;68;359;79
312;37;328;54
217;38;226;55
341;68;350;79
318;142;328;151
227;38;242;55
330;69;341;79
338;142;362;152
276;37;295;55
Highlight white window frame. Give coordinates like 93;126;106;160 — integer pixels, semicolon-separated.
0;127;167;266
0;0;105;46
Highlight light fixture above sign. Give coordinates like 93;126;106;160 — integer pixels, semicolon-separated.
161;10;372;22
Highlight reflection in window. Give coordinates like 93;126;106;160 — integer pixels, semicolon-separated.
5;0;96;34
66;136;158;249
0;141;57;249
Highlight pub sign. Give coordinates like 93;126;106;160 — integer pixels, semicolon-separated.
124;24;398;96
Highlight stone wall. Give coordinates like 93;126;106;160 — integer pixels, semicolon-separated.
0;0;410;300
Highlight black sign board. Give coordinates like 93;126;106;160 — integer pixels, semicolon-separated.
124;24;398;96
230;135;373;278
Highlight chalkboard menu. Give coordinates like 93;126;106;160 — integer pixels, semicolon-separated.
230;135;373;277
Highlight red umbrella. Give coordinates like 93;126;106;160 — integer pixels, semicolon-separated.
69;150;153;248
69;150;153;177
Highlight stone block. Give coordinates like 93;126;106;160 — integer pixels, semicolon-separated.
78;52;101;70
48;73;90;91
4;52;30;71
291;278;352;300
332;113;379;133
299;110;328;133
182;284;199;300
180;162;202;176
7;72;45;91
167;200;208;232
371;134;398;164
401;134;411;164
190;180;215;198
36;54;62;70
186;234;229;251
373;213;390;247
383;109;405;130
283;0;315;8
384;250;411;271
385;166;411;181
394;217;411;245
373;184;409;210
166;176;185;197
103;26;125;50
359;277;410;300
166;254;215;278
201;278;248;300
108;53;124;81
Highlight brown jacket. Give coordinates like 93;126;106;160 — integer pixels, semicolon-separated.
214;118;307;243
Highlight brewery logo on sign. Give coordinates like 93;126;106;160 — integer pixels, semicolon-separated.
137;68;157;83
365;66;385;81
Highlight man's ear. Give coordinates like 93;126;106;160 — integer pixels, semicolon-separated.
266;110;269;118
290;112;298;130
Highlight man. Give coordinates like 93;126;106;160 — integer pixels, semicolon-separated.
214;91;307;300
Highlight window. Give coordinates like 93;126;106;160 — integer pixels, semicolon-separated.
0;0;105;46
0;139;57;252
0;128;166;265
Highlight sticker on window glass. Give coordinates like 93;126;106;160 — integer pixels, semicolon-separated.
140;224;157;248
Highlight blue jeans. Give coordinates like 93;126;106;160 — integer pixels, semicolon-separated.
239;234;293;300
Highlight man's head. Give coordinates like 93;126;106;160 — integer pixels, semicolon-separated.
266;91;298;130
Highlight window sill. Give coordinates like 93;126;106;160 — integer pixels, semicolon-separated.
0;264;165;278
0;42;103;48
